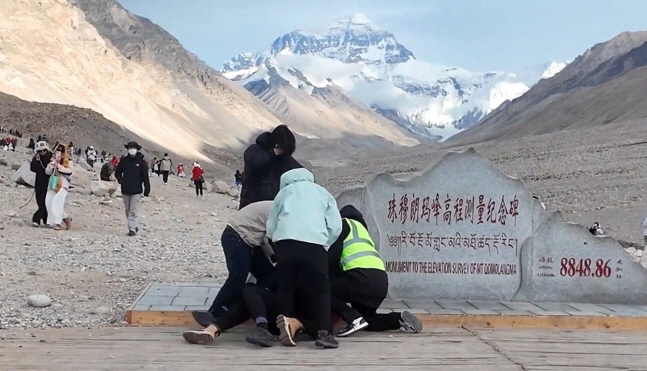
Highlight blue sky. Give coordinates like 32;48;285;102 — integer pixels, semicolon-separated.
118;0;647;74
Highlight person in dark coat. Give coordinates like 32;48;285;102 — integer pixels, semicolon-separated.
239;125;302;209
27;138;35;150
30;141;53;227
115;141;150;236
100;162;115;181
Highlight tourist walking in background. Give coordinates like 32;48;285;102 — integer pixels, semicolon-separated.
45;144;73;231
110;155;119;168
86;146;97;170
68;142;75;159
159;153;172;184
177;163;186;178
115;141;150;236
239;125;302;209
27;138;35;150
100;161;115;181
235;170;242;189
266;168;342;349
192;162;205;199
30;141;52;227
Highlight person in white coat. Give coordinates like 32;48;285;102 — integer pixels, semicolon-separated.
45;144;73;231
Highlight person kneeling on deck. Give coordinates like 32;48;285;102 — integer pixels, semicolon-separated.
183;269;321;347
192;201;275;327
329;205;423;337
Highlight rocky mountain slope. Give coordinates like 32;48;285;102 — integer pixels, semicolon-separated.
450;31;647;145
0;1;416;163
221;13;531;141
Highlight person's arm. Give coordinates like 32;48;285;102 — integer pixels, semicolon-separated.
324;195;343;247
328;221;348;278
244;144;273;171
115;158;124;183
142;160;151;197
30;155;39;172
45;159;56;175
57;161;73;175
266;194;283;242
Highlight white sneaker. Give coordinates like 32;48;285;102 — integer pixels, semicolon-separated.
337;317;368;337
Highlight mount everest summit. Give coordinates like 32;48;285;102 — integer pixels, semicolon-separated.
221;13;535;141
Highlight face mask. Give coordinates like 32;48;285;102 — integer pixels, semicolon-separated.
55;152;62;161
128;148;138;156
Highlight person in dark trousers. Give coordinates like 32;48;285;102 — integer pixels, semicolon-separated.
234;170;242;188
239;125;302;210
30;141;53;227
267;168;342;349
191;162;204;199
158;153;172;184
115;142;150;236
183;271;320;347
192;201;275;327
328;205;423;337
27;138;35;150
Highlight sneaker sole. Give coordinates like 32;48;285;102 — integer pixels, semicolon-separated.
276;315;296;346
314;339;339;349
401;310;423;333
183;331;214;345
245;336;274;348
337;320;369;337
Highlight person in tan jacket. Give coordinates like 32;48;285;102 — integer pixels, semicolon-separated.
192;201;275;327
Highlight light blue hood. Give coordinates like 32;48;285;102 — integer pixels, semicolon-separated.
280;168;314;189
267;168;342;249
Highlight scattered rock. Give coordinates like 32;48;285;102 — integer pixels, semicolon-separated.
227;188;239;198
90;180;118;197
89;306;111;315
213;180;229;194
10;162;21;171
27;295;52;308
0;158;8;167
11;162;35;188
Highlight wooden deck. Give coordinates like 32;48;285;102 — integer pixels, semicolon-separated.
2;326;647;370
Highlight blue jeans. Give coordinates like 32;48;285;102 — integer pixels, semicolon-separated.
207;226;274;318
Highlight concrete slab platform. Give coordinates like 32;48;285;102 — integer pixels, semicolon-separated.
126;283;647;330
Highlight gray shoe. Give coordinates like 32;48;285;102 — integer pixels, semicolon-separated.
399;310;423;333
245;327;274;347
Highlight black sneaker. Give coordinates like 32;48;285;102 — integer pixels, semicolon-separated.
314;331;339;349
128;230;136;236
192;311;215;327
337;317;368;337
399;310;423;333
245;327;274;347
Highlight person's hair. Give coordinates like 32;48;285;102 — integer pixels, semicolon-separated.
270;124;296;156
56;144;70;167
164;153;168;156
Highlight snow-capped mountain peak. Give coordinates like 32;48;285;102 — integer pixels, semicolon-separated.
541;61;568;79
220;15;531;141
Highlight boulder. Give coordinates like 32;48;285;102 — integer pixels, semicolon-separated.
227;188;240;198
10;162;21;171
213;180;229;194
0;158;8;167
90;180;118;196
11;161;35;188
28;294;52;308
78;158;93;171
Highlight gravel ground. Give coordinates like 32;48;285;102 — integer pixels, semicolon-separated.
0;150;238;334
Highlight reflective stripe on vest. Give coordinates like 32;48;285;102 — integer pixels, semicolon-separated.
341;218;385;271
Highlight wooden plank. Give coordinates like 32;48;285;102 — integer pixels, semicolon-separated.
128;310;647;330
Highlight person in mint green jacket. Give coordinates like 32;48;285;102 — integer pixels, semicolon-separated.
265;168;342;349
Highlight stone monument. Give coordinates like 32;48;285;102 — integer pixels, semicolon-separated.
336;148;647;304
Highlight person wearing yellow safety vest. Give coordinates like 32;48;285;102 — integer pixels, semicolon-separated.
328;205;423;337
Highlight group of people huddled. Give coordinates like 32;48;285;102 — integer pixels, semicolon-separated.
0;126;23;137
182;125;422;349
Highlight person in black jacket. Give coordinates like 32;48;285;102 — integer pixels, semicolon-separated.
115;141;150;236
327;205;422;337
30;141;53;227
238;125;302;210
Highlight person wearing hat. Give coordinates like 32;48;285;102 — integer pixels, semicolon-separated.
30;141;53;227
115;142;150;236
